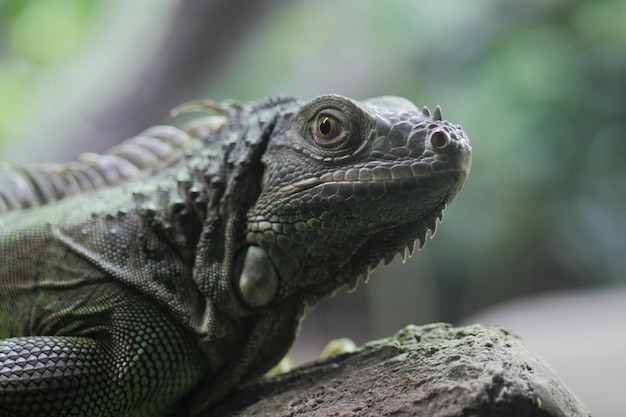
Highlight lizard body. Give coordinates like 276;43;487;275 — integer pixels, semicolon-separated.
0;94;471;416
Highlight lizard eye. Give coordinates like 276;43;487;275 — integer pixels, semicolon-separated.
316;115;343;140
311;111;350;149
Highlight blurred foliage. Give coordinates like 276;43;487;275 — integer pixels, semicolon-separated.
0;0;99;140
0;0;624;326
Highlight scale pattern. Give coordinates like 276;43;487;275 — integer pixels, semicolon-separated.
0;94;472;416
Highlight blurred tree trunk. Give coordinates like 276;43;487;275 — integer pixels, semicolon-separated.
29;0;290;161
92;0;290;147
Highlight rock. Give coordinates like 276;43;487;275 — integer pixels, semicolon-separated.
205;323;592;417
465;288;625;416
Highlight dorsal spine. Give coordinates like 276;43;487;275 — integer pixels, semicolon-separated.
0;125;196;213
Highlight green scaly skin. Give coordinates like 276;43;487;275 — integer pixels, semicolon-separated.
0;94;472;416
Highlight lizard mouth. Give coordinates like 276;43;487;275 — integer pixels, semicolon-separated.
336;202;447;293
290;200;448;302
276;162;466;199
250;165;466;282
337;164;467;291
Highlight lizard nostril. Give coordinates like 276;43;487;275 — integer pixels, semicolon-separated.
430;131;450;150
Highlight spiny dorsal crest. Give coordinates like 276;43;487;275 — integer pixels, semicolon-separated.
0;125;196;213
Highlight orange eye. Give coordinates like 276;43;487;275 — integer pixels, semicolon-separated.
316;115;343;140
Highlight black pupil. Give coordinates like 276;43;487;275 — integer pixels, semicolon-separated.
431;131;448;149
319;118;332;136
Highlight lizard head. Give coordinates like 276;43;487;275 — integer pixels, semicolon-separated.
240;94;472;309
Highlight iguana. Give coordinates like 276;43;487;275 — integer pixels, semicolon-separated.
0;94;472;416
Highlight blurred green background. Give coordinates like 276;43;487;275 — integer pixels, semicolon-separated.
0;0;624;415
